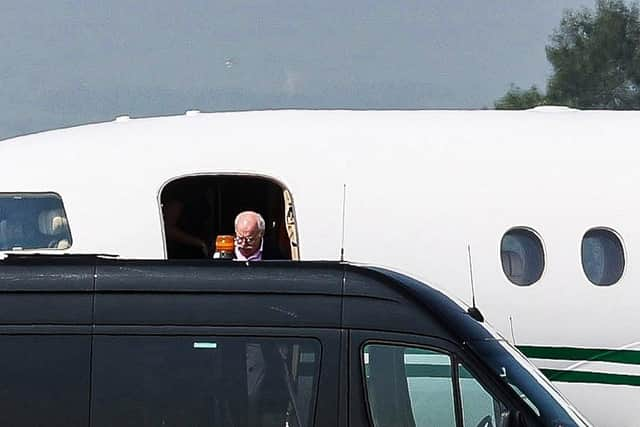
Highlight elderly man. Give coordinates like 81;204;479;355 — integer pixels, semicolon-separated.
233;211;286;261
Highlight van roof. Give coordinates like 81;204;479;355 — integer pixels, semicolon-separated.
0;256;494;344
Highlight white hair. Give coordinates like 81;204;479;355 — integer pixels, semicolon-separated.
234;211;265;233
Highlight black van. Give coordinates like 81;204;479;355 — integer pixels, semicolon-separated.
0;256;589;427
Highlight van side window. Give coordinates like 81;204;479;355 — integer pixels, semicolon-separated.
363;344;511;427
363;344;456;427
0;193;72;251
91;336;320;427
0;335;90;426
458;364;511;427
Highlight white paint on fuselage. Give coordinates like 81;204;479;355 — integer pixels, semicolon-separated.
555;382;640;427
1;109;638;426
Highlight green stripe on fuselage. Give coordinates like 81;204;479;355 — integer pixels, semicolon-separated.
518;345;640;365
540;369;640;387
517;345;640;386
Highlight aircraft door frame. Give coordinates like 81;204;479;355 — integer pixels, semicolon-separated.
157;172;300;260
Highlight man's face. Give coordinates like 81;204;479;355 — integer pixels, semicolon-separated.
235;217;263;257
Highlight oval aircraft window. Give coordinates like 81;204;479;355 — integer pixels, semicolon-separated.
581;228;625;286
500;228;545;286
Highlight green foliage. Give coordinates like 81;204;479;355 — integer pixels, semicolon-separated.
495;85;546;110
546;0;640;109
496;0;640;109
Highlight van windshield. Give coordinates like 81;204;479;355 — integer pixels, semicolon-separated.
469;339;591;427
0;193;72;251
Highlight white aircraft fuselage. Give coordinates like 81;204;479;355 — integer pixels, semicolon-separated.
0;109;638;426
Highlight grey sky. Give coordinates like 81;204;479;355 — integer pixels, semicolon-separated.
1;0;591;140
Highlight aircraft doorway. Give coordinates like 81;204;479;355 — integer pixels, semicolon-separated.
160;175;298;260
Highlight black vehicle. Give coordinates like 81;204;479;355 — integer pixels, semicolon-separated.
0;256;589;427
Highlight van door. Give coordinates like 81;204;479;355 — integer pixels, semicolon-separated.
348;331;539;427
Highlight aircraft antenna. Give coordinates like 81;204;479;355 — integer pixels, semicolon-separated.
340;184;347;262
466;244;484;322
509;316;516;344
467;244;477;307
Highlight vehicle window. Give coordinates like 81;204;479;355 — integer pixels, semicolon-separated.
0;193;72;251
581;228;625;286
0;335;90;426
363;344;456;427
459;364;510;427
500;227;545;286
91;335;320;427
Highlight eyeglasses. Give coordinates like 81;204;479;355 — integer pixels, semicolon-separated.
234;235;259;246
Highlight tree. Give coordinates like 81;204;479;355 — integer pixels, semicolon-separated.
496;0;640;109
495;85;546;110
547;0;640;108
